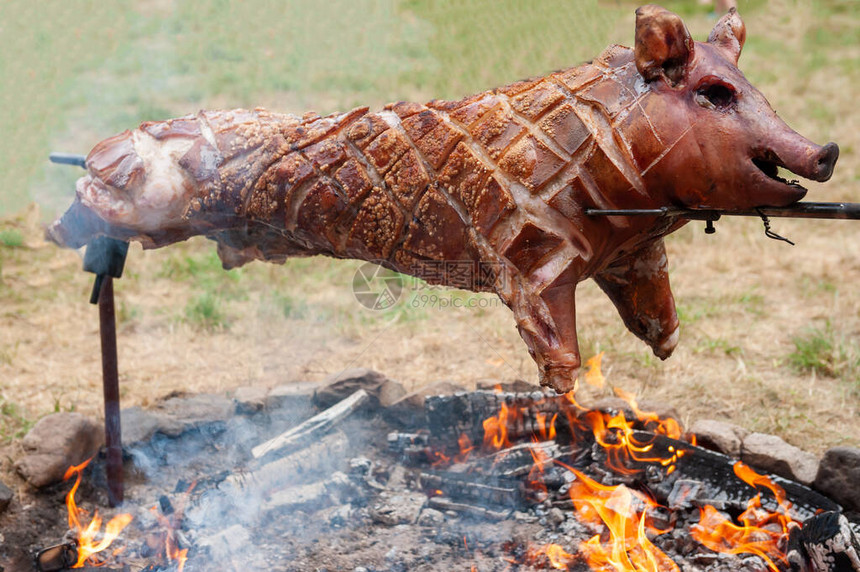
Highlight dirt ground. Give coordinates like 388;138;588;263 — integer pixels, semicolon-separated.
1;0;858;474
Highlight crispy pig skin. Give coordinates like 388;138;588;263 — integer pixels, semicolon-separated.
48;7;838;392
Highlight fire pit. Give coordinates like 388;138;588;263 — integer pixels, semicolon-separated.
11;363;859;571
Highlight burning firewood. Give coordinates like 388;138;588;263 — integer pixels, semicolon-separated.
46;6;839;393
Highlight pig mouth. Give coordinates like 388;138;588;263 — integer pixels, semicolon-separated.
748;151;808;206
751;156;805;192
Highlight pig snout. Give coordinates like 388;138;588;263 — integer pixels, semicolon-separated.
810;142;839;182
756;134;839;189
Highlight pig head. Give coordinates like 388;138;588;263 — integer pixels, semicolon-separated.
533;6;838;392
629;6;838;209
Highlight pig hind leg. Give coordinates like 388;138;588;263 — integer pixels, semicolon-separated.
593;239;680;359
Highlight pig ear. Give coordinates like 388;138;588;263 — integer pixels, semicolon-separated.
634;5;694;86
708;7;746;64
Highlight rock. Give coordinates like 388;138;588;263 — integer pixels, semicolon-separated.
123;395;234;447
384;380;466;427
418;508;445;526
15;413;103;488
266;382;318;409
232;386;268;414
741;433;819;486
476;378;540;392
349;456;373;477
156;393;234;427
689;419;749;458
370;491;426;525
546;507;565;527
0;480;12;513
313;368;405;410
814;447;860;512
121;406;183;444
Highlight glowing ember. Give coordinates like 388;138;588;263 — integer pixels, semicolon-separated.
527;543;576;569
64;458;133;568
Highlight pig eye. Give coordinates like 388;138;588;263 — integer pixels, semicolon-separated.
695;83;736;110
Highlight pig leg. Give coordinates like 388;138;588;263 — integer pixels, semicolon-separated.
593;238;680;359
507;266;582;394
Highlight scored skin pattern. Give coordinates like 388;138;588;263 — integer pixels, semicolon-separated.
135;43;680;394
50;7;837;393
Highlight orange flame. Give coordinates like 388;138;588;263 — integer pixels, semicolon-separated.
63;458;133;568
535;412;558;442
613;388;683;441
690;462;797;570
427;352;803;572
483;401;512;450
583;352;606;388
566;467;678;572
580;407;685;476
153;481;196;572
430;432;474;467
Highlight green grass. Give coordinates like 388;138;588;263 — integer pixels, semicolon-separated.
185;291;228;331
5;0;857;222
695;336;742;357
676;298;722;326
0;229;23;248
265;291;310;320
160;250;242;297
787;320;860;379
1;0;633;220
0;398;35;443
118;299;140;326
401;0;623;98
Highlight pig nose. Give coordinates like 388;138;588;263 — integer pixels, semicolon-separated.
811;142;839;182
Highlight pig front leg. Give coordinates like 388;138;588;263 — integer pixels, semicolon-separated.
593;238;680;359
507;266;582;394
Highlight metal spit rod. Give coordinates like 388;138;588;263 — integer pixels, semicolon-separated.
585;202;860;220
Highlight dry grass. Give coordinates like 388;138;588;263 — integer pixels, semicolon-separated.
1;0;858;456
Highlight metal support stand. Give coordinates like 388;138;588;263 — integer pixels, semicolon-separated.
84;237;129;507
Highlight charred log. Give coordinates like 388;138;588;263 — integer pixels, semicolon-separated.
788;511;860;572
251;389;368;460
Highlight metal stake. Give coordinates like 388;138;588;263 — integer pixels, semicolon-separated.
98;276;123;507
84;237;129;508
